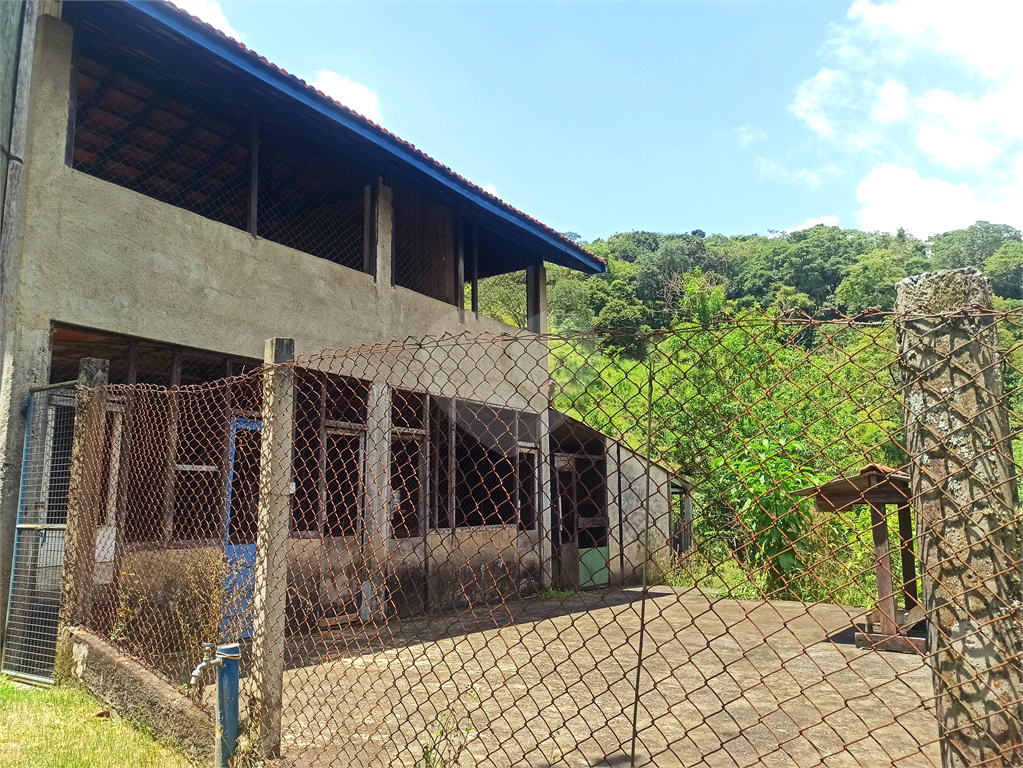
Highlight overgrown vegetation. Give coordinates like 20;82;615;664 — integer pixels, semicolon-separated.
0;677;189;768
478;220;1021;607
112;549;230;682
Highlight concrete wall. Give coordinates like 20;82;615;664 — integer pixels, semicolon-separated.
0;15;551;634
57;627;215;764
607;442;672;586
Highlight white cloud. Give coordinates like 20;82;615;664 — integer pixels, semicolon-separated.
735;126;767;148
870;80;908;124
755;157;838;189
311;71;382;123
789;69;847;140
172;0;242;40
482;184;498;197
787;0;1022;234
854;163;1023;238
788;215;840;232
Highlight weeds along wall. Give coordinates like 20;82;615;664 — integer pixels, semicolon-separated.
55;295;1022;768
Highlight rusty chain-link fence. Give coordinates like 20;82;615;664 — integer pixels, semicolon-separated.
56;292;1021;766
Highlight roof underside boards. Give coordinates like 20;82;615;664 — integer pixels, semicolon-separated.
63;2;605;276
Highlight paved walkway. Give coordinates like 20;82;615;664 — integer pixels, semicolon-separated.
277;588;939;767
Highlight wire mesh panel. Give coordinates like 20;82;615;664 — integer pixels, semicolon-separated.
257;121;374;272
72;39;252;231
393;182;459;304
60;299;1022;767
2;385;76;682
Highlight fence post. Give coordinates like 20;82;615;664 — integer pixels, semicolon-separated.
362;381;392;621
895;268;1022;768
249;338;294;759
58;358;109;633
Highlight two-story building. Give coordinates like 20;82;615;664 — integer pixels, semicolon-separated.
0;1;681;682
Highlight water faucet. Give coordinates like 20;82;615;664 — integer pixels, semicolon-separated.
189;642;224;688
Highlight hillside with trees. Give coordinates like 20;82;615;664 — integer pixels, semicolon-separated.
475;220;1021;604
476;220;1021;332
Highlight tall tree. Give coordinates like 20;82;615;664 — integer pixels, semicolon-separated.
929;221;1022;271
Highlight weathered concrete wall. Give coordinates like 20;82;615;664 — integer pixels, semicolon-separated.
608;443;672;586
0;15;550;634
57;627;215;763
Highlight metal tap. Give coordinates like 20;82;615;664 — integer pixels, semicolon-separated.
189;641;223;687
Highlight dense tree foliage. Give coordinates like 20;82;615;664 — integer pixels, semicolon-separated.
476;220;1020;333
473;219;1020;604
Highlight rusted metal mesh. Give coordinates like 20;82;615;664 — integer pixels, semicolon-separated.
63;308;1022;767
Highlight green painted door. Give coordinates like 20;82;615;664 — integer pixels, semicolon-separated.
579;546;610;588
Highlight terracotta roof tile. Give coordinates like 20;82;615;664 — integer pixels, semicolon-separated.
156;1;604;267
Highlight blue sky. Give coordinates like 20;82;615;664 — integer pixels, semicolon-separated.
181;0;1021;242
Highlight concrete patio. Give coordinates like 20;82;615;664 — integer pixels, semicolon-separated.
271;587;939;767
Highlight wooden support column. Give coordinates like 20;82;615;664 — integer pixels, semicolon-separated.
526;263;547;335
868;502;898;636
58;357;109;632
896;268;1022;768
896;504;918;610
362;381;392;621
249;338;294;759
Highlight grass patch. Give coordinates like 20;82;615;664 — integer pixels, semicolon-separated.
0;677;190;768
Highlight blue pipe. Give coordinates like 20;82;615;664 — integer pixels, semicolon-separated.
215;643;240;768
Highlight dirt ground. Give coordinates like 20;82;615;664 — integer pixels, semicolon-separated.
273;587;939;767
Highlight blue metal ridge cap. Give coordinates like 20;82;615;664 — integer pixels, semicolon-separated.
120;1;606;275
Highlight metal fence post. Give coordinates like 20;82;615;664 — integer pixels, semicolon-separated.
249;338;294;758
57;358;109;635
896;268;1023;768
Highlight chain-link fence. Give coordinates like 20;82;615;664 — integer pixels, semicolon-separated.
57;293;1021;766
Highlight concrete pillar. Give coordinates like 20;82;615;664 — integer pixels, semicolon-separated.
0;328;51;642
896;268;1022;767
249;338;294;759
375;180;393;287
58;357;109;631
526;263;547;335
537;406;553;588
362;381;392;620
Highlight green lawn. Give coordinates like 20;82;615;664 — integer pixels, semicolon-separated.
0;677;190;768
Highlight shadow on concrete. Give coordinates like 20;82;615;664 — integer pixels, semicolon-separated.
282;587;671;671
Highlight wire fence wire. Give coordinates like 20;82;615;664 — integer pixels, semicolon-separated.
58;306;1021;767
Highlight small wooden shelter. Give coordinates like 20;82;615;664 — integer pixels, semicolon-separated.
794;464;923;653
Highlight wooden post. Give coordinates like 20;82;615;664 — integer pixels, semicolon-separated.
896;504;918;610
868;502;898;635
526;263;547;335
58;357;109;631
896;268;1022;768
249;338;294;759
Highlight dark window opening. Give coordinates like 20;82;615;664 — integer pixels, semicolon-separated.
393;183;458;304
391;437;422;537
171;388;227;541
455;431;517;528
518;452;537;530
323;432;361;537
227;426;261;545
393;389;425;431
429;398;451;530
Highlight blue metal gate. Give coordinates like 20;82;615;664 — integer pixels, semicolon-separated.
222;417;261;640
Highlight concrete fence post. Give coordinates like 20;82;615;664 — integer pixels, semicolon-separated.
895;268;1022;768
249;338;294;759
362;381;392;621
58;357;110;634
